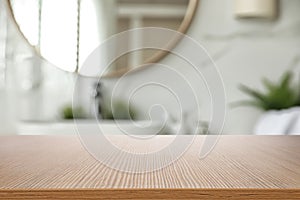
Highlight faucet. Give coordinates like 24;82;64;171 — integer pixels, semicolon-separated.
92;82;103;119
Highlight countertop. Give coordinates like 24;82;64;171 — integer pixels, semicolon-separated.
0;135;299;199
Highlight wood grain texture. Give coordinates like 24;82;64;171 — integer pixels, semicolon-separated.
0;135;299;199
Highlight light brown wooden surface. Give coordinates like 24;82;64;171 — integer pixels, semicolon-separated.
0;135;299;199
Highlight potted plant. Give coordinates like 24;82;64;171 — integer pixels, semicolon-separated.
233;71;300;134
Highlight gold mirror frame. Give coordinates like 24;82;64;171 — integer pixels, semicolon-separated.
6;0;199;78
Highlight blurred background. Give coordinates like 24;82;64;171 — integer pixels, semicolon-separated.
1;0;300;135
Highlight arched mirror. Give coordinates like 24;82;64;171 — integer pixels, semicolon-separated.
7;0;198;77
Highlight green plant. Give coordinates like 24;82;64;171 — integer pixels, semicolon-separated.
101;100;137;120
61;105;85;119
233;71;300;111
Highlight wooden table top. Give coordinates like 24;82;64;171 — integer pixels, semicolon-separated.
0;135;299;199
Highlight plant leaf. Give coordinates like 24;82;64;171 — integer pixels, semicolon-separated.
262;78;275;91
235;70;299;111
238;84;267;103
280;71;293;89
230;100;267;110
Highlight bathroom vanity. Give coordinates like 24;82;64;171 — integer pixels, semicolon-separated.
0;135;299;199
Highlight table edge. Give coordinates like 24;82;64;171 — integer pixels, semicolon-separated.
0;188;299;199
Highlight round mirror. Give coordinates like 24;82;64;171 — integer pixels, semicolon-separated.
7;0;198;77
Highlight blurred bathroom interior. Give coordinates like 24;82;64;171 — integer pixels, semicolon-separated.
1;0;300;135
